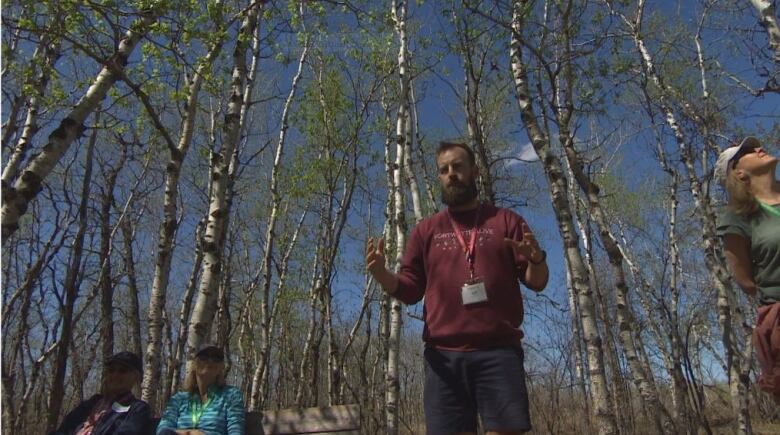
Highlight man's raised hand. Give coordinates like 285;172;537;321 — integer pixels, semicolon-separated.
366;237;401;294
366;237;387;277
504;222;544;264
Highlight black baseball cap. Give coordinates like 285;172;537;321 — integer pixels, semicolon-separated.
105;351;143;374
195;344;224;361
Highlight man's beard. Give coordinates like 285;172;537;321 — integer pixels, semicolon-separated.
441;178;479;207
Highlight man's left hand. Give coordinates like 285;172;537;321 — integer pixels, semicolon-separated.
504;223;545;264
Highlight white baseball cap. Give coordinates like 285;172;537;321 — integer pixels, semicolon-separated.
714;136;761;186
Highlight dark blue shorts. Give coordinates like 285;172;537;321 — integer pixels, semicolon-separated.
424;346;531;434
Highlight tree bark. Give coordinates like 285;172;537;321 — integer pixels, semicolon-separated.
166;220;204;399
294;239;324;407
249;209;306;410
572;191;627;433
565;266;590;406
386;1;414;431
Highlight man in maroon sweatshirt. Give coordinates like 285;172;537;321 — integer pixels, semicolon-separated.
366;142;548;435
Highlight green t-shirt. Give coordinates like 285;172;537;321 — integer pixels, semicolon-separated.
717;202;780;305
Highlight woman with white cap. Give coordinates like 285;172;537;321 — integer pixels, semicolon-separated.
157;345;245;435
715;136;780;404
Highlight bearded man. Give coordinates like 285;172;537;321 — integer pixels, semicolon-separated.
366;142;548;435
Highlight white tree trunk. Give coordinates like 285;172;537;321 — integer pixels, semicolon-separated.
141;9;228;406
386;1;412;432
654;139;697;430
571;187;627;432
565;268;589;392
565;182;592;423
185;2;260;363
248;31;309;410
167;220;204;398
294;240;324;407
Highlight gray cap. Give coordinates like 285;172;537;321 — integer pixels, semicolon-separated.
714;136;760;186
105;351;143;374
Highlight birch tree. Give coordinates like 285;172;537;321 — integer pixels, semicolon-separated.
141;0;229;407
185;0;262;362
509;0;617;432
550;9;672;422
45;114;98;432
1;2;164;241
385;0;414;432
604;1;752;430
1;13;62;186
248;6;309;410
563;141;675;433
568;173;629;431
450;4;498;204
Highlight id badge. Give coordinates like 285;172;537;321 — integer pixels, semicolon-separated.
461;278;488;305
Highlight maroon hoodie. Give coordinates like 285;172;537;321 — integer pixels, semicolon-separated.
394;203;531;351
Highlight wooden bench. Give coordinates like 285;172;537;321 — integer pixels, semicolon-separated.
258;404;360;434
151;404;360;435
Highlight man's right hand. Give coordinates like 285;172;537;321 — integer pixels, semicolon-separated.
366;237;387;276
366;237;399;294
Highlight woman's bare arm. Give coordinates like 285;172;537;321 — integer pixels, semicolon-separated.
723;233;757;297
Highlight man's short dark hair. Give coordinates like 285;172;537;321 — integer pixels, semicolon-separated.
436;142;476;167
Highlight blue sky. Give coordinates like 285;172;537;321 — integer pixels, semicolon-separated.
326;0;778;381
3;0;777;387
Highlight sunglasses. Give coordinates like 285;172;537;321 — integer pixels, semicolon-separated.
731;146;757;169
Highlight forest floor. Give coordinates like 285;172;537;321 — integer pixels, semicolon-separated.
746;422;780;435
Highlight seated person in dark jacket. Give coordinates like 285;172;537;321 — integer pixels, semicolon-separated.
49;351;151;435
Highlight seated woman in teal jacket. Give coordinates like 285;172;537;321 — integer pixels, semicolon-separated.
157;345;245;435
